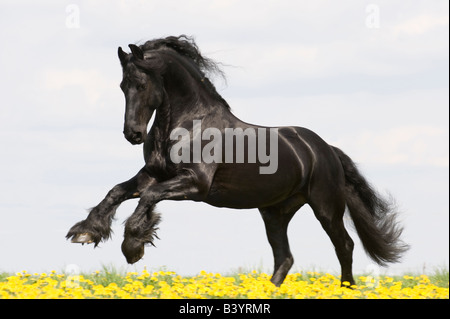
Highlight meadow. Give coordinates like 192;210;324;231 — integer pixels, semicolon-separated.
0;267;448;299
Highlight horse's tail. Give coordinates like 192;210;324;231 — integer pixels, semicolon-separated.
332;146;409;266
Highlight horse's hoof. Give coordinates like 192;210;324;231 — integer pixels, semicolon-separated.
71;232;94;244
121;238;145;264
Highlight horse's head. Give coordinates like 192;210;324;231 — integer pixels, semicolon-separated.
118;44;164;145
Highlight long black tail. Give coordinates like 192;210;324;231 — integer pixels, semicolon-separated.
332;146;409;266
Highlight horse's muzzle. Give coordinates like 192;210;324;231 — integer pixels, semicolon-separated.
124;130;145;145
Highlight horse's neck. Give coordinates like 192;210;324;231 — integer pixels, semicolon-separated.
154;59;234;134
156;94;233;131
151;96;172;139
164;79;231;122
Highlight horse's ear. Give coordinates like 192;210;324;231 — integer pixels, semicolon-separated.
129;44;144;60
118;46;127;65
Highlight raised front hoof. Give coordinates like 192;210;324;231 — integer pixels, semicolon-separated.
121;238;145;264
66;220;107;247
70;233;95;245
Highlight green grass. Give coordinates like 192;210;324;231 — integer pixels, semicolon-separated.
75;265;449;288
429;267;449;288
0;273;10;282
2;265;448;289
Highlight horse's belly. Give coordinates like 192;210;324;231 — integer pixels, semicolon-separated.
204;163;300;209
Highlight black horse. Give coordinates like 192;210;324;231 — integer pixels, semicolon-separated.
67;35;408;286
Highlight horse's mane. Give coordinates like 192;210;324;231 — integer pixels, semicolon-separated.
141;35;224;79
137;35;230;109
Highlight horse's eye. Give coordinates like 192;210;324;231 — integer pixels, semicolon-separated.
137;83;146;91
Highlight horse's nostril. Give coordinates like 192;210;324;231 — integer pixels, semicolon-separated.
124;130;143;144
132;132;142;140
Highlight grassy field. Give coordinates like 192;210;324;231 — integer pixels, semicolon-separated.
0;267;448;299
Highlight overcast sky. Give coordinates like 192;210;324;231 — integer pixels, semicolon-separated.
0;1;448;276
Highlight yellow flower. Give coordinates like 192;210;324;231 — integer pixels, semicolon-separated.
0;270;447;299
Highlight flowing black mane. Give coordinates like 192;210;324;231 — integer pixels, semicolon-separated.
141;35;224;78
134;35;230;109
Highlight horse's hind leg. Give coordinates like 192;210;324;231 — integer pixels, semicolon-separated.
310;195;355;286
259;195;304;286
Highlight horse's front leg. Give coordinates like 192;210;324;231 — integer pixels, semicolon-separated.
121;170;206;263
66;168;156;246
